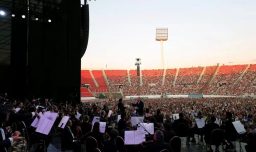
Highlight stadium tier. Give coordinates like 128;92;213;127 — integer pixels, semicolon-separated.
81;64;256;97
105;70;129;93
91;70;108;92
80;87;94;97
141;69;164;95
81;70;96;89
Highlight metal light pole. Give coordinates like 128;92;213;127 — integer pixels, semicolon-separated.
156;28;168;69
135;58;141;95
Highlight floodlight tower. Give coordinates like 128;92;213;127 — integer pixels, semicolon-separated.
135;58;141;95
156;28;168;69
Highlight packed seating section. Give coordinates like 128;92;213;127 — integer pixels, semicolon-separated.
81;64;256;97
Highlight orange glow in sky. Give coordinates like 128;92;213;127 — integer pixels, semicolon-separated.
82;0;256;70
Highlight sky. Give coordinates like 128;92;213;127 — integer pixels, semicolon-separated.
81;0;256;70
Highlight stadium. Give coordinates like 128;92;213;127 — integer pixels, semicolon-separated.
78;63;256;152
1;0;256;152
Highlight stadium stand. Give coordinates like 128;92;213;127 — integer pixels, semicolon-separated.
81;70;95;97
214;65;247;95
233;64;256;96
80;87;94;97
199;65;219;94
124;70;140;96
141;69;164;95
81;64;256;97
105;70;129;93
163;69;177;94
175;67;204;94
91;70;108;93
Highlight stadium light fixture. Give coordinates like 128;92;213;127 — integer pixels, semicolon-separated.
135;58;141;77
156;28;168;41
0;10;6;16
135;58;141;66
156;28;168;70
135;58;142;95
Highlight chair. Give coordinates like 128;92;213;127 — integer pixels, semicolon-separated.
86;136;98;152
159;149;169;152
93;148;102;152
170;136;181;152
116;136;126;152
210;128;225;152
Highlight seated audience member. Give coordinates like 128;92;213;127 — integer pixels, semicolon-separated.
144;108;152;122
172;113;190;137
154;109;164;124
245;130;256;152
103;129;119;152
134;98;144;116
86;136;99;152
143;130;170;152
192;112;204;142
203;116;219;150
81;115;92;136
0;124;22;152
163;122;176;143
222;112;237;147
118;113;128;138
87;122;104;149
61;120;78;151
118;98;125;114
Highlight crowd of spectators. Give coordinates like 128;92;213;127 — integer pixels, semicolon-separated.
205;65;247;95
105;70;130;93
96;64;256;96
1;92;256;152
231;65;256;96
140;70;164;95
124;70;140;96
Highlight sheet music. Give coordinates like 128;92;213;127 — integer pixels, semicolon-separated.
172;114;179;120
31;117;39;128
215;118;222;126
232;121;246;134
124;131;135;145
36;112;58;135
75;112;82;120
117;115;121;123
36;116;51;135
124;130;145;145
31;112;43;128
36;105;45;110
92;116;100;125
195;118;205;128
130;116;144;127
137;123;154;135
99;122;106;133
58;116;70;128
135;130;146;144
43;111;51;118
15;107;21;113
107;110;113;118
